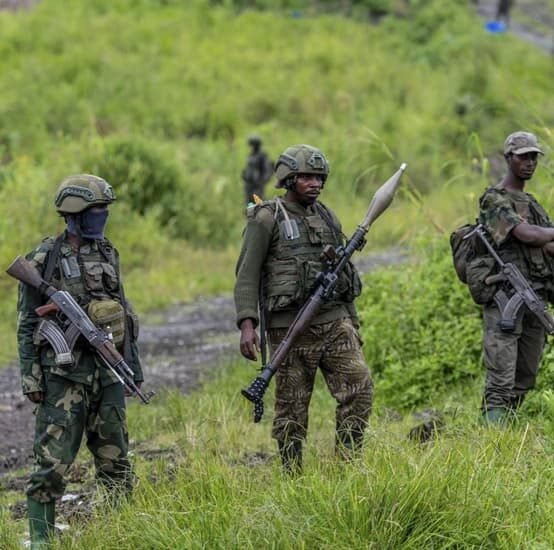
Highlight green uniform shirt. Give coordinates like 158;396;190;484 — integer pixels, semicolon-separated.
234;197;360;329
480;183;554;285
17;234;143;394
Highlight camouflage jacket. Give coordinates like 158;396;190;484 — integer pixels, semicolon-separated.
17;233;143;394
234;197;361;329
479;183;554;285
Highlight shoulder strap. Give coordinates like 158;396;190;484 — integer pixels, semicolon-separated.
104;244;133;363
314;202;343;244
43;233;65;283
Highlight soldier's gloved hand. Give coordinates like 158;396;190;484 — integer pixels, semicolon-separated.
26;391;44;404
239;318;260;361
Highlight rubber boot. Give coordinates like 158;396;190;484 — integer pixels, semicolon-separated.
482;407;507;425
278;440;302;475
28;497;55;549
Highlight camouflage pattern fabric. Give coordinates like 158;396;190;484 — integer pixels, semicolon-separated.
17;232;141;503
479;185;554;283
268;318;373;450
17;234;143;394
482;302;546;411
479;184;553;413
27;370;132;503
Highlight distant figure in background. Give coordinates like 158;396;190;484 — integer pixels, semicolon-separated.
495;0;514;26
241;135;273;205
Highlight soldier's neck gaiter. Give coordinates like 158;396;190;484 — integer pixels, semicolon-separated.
67;210;109;240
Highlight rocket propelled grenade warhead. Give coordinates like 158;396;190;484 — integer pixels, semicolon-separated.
361;163;407;230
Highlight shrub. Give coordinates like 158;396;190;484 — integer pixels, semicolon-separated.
358;237;483;410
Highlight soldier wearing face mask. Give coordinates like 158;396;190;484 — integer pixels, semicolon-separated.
16;174;143;548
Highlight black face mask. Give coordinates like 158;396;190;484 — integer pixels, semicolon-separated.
68;209;109;240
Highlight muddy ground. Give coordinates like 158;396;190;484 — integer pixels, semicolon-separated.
1;0;551;535
0;248;408;479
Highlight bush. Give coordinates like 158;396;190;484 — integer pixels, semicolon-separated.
358;237;483;410
84;137;183;222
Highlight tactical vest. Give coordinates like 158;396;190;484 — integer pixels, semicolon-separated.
258;199;361;313
37;235;126;369
480;188;554;284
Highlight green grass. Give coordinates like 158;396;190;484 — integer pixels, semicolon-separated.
3;361;554;549
1;1;554;546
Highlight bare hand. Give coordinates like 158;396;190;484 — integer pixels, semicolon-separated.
543;242;554;256
27;391;44;404
239;319;260;361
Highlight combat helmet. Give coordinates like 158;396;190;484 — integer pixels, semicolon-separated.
274;144;330;189
54;174;116;215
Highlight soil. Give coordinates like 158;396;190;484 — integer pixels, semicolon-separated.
0;248;408;478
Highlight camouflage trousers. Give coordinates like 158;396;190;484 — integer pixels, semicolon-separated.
27;370;132;504
482;302;546;411
268;318;373;449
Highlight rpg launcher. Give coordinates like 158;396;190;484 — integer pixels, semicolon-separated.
241;163;407;422
6;256;154;404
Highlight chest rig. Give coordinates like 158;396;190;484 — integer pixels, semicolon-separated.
261;199;361;312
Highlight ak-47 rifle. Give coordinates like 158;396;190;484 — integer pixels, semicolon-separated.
6;256;155;404
467;224;554;334
241;163;408;422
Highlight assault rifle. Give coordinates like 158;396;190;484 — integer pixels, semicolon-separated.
241;163;407;422
6;256;155;404
467;224;554;334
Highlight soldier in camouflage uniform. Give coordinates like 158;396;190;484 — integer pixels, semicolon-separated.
17;175;143;548
479;131;551;423
234;144;373;472
241;135;273;205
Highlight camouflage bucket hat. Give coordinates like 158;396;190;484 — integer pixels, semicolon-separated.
504;132;544;156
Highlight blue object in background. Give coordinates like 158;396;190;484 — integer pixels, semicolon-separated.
485;20;507;33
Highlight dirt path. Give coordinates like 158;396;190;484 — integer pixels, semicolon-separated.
0;248;407;477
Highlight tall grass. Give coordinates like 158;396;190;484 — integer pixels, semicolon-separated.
2;363;547;549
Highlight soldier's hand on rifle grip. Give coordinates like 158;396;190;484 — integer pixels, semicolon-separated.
124;381;142;398
239;318;260;361
27;391;44;404
543;241;554;257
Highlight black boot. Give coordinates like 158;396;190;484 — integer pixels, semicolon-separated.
278;440;303;475
336;429;364;460
28;496;55;549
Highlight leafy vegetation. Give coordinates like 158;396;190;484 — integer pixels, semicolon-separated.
1;0;554;547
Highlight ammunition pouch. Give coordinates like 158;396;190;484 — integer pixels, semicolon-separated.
88;299;125;347
126;303;140;341
466;256;498;305
264;257;361;312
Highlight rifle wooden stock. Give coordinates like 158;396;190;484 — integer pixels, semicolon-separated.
6;256;54;296
241;163;407;423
